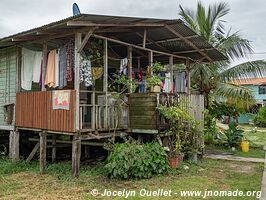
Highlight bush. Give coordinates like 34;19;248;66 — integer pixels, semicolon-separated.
254;106;266;127
104;141;169;179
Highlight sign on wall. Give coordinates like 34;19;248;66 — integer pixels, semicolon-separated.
52;90;70;110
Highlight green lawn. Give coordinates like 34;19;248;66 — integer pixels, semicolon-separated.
0;158;263;200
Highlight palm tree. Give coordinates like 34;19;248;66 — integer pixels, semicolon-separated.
179;1;266;109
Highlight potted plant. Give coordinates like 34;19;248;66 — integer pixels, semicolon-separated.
146;76;161;93
167;130;184;168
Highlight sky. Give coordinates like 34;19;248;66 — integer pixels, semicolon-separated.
0;0;265;65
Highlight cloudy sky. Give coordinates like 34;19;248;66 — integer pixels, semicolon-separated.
0;0;265;64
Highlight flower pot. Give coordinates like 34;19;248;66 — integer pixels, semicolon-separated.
150;85;161;93
168;154;184;168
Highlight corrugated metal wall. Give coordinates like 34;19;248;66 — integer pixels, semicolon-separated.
0;47;17;125
16;90;76;132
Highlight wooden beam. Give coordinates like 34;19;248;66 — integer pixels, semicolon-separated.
142;29;147;48
26;142;40;162
103;39;108;129
42;43;47;91
9;131;19;161
72;135;81;178
169;56;174;93
67;21;165;27
29;138;104;146
52;134;56;163
136;32;171;53
174;48;215;55
128;46;133;93
165;25;213;62
137;35;199;46
75;33;82;131
77;28;96;53
39;132;47;174
92;34;193;61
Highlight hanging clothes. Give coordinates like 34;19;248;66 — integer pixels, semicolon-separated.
32;51;43;83
66;41;74;82
21;48;36;90
163;73;172;93
54;51;59;87
80;55;93;87
119;58;128;75
174;71;186;93
45;50;56;88
59;45;67;88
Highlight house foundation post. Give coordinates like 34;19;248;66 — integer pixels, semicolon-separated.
72;135;81;178
9;131;19;161
39;131;47;174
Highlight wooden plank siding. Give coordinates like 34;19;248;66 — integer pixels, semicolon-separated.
129;93;205;131
16;90;76;132
0;46;18;126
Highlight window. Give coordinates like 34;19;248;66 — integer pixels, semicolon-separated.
259;85;266;94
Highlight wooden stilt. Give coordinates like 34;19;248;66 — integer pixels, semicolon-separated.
39;132;47;174
72;135;81;178
52;134;56;163
103;39;108;129
84;146;90;159
9;131;19;161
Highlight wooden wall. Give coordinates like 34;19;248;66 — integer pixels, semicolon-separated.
0;47;17;126
16;90;76;132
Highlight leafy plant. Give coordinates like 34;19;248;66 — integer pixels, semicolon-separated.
111;74;137;93
223;122;244;147
157;104;202;157
146;76;161;88
104;141;168;179
254;106;266;127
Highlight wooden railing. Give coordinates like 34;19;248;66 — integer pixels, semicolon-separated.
16;90;76;132
79;91;128;131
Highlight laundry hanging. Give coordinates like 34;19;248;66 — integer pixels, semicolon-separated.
32;51;43;83
119;58;128;75
45;50;56;88
59;45;67;88
66;41;74;82
164;72;172;93
92;67;103;80
174;71;186;93
54;50;59;87
80;55;93;87
21;48;37;90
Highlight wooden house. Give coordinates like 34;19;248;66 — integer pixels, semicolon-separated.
0;14;226;177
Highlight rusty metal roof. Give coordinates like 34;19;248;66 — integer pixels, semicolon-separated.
0;13;227;63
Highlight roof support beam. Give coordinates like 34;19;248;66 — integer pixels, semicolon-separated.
174;48;215;55
67;21;165;27
77;28;96;53
142;29;147;48
92;34;192;61
136;32;171;53
165;24;212;62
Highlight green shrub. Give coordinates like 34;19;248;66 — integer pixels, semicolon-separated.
254;106;266;127
104;141;169;179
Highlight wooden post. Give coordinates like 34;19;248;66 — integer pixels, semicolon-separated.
91;91;96;130
39;132;47;174
169;56;174;93
42;43;47;91
186;60;191;95
75;33;82;131
16;47;22;92
143;29;147;48
128;46;133;93
148;51;153;76
103;39;108;129
84;146;90;159
72;135;81;178
9;131;19;161
52;134;56;163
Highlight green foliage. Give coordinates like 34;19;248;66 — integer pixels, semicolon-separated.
104;141;169;179
223;122;244;147
146;76;161;88
203;109;219;145
152;61;165;73
157;104;203;156
112;74;137;93
254;106;266;127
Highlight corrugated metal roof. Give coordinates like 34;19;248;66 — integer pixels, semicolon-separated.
0;13;227;62
231;78;266;86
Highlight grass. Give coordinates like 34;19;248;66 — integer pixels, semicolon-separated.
0;157;263;200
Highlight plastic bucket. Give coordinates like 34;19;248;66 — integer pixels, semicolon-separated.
241;140;249;152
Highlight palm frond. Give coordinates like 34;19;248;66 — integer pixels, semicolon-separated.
217;31;253;60
215;82;255;104
179;5;198;33
220;60;266;81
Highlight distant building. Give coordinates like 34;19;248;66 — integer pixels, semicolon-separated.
232;78;266;124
